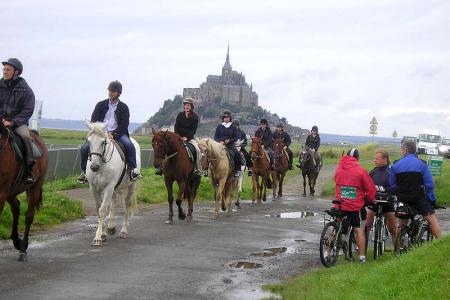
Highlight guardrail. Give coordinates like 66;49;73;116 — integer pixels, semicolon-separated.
46;147;154;181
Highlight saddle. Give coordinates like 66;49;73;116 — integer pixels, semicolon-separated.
10;131;43;161
263;149;271;163
226;149;235;170
184;142;197;165
113;140;126;162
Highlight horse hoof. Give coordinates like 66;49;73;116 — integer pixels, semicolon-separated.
101;234;107;242
91;239;102;246
119;232;128;239
107;227;116;235
179;214;186;220
302;193;306;197
251;203;254;207
186;215;193;222
262;198;266;202
235;202;241;209
17;252;27;262
165;219;174;225
212;214;218;220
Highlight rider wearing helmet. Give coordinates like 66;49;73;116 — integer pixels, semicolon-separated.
214;110;242;177
232;119;252;175
78;80;142;183
0;58;36;184
304;125;321;172
273;122;293;170
174;97;202;177
255;118;274;169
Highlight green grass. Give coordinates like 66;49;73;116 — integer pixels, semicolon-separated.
264;235;450;300
0;176;85;239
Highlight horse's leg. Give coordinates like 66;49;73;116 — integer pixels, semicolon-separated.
278;173;285;198
107;191;118;235
311;174;317;196
213;178;226;219
251;174;258;207
262;174;268;202
7;196;21;250
17;186;41;261
176;181;186;220
272;172;278;199
164;177;174;225
302;173;307;196
120;183;136;238
93;187;113;246
235;171;243;209
187;177;200;222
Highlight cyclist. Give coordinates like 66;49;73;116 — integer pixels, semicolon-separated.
365;149;398;243
334;148;376;263
389;141;442;239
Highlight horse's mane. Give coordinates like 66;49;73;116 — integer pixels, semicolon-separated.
88;122;108;139
200;138;227;158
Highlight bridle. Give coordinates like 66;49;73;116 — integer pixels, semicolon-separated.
273;141;286;164
250;143;263;161
88;137;115;164
153;135;178;164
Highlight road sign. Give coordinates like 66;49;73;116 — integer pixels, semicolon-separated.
370;117;378;125
427;155;443;176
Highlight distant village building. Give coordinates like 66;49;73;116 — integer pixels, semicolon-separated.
183;46;258;108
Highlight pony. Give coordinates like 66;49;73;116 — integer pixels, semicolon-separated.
299;147;321;196
249;137;272;206
0;123;48;261
85;121;139;246
198;138;240;219
272;138;289;199
151;129;203;224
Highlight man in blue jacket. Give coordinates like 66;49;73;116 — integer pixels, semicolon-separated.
0;58;36;184
78;81;142;183
389;141;441;239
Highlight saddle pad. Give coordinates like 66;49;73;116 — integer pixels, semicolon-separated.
283;150;289;161
184;143;196;163
114;141;126;162
226;150;235;170
11;136;43;161
263;149;270;163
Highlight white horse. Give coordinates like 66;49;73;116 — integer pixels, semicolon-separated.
85;121;140;246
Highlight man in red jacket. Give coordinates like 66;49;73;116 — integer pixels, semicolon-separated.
334;148;376;263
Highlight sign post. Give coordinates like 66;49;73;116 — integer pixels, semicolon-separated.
369;116;378;143
427;155;443;176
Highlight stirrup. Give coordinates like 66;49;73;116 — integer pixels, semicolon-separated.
234;170;241;177
23;174;35;185
203;169;209;177
77;173;87;184
248;170;253;176
130;170;142;181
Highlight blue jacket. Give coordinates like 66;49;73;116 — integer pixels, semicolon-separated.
0;77;35;128
369;165;391;192
214;123;237;147
389;154;436;203
91;99;130;139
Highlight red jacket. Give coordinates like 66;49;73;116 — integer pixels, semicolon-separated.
334;156;376;211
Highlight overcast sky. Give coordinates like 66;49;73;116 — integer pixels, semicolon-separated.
2;0;449;137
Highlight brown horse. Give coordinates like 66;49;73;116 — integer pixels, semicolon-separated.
0;124;48;261
272;138;289;199
151;129;203;224
250;137;272;206
299;147;321;196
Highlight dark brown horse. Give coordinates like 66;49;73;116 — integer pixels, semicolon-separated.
0;124;48;261
250;137;272;206
272;138;289;199
299;147;321;196
151;129;202;224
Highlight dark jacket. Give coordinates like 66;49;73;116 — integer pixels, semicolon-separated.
389;154;436;203
91;99;130;139
236;128;248;147
174;111;199;140
369;165;391;191
305;133;320;151
0;77;35;128
273;130;291;147
214;123;237;147
255;127;273;149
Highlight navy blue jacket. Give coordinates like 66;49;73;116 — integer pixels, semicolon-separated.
369;165;391;191
306;134;320;151
214;123;237;147
236;128;247;147
389;154;436;203
0;77;35;128
273;130;291;147
91;99;130;139
255;127;273;149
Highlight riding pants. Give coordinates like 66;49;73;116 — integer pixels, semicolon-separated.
117;134;137;169
266;147;274;167
240;147;252;168
15;124;34;167
286;147;293;166
228;145;242;171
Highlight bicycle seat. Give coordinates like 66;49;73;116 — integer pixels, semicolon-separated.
325;208;346;217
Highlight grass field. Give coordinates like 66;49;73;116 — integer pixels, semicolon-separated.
264;234;450;300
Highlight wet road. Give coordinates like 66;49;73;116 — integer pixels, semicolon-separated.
1;175;449;300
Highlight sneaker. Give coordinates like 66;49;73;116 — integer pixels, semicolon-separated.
359;256;366;264
23;173;35;185
203;169;209;177
296;163;301;168
248;169;253;176
288;165;294;170
130;170;142;181
77;173;88;184
193;170;202;177
234;170;241;177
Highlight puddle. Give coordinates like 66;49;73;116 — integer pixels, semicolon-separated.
265;211;318;219
228;261;263;269
250;247;287;257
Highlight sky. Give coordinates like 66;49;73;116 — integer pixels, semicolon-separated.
2;0;450;137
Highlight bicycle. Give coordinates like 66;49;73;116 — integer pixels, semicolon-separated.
394;202;445;255
366;190;397;260
319;200;359;267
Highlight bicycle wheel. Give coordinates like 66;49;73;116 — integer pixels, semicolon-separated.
418;223;434;245
373;218;384;260
394;226;412;255
320;221;339;267
348;227;359;262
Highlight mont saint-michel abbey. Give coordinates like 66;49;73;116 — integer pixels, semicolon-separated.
183;46;258;107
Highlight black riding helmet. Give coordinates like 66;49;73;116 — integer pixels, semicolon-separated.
108;80;122;94
260;118;268;125
2;58;23;75
347;148;359;160
276;122;284;128
221;110;232;121
232;119;240;126
312;125;318;132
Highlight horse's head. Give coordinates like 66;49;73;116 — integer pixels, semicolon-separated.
299;147;313;169
151;128;170;171
273;138;286;155
250;136;263;159
86;121;110;172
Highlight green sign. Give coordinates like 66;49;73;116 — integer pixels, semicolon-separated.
340;186;357;200
428;155;443;176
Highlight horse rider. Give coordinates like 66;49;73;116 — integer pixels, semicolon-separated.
272;122;294;170
174;97;202;177
255;118;274;169
214;110;242;177
232;119;252;176
0;58;36;184
78;80;142;183
304;125;321;172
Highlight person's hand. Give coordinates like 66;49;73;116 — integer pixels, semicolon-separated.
2;119;11;128
107;133;114;140
283;146;287;150
225;139;230;144
220;141;225;145
181;137;187;142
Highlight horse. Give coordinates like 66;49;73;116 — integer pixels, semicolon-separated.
198;138;241;218
151;129;203;224
249;137;272;206
234;141;247;209
299;147;321;196
0;124;48;261
272;138;289;199
85;121;139;246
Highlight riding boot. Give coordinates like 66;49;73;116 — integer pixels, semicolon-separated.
23;139;35;184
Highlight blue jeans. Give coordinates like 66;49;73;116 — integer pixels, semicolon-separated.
79;135;137;172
